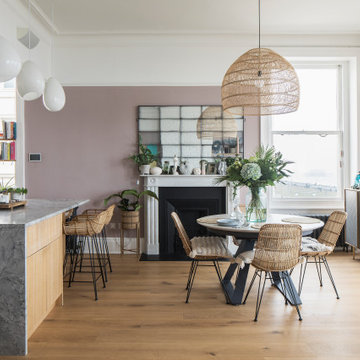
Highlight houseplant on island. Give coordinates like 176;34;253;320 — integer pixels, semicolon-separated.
130;137;158;175
104;189;159;226
217;146;293;222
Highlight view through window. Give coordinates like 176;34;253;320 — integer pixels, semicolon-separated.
0;79;16;188
270;65;344;202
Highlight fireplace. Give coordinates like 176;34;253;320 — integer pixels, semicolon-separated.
142;175;233;255
159;187;226;258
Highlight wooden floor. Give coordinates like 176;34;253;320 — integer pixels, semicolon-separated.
4;252;360;360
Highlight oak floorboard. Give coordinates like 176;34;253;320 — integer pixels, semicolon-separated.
1;252;360;360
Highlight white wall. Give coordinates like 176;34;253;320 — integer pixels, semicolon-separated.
0;0;52;78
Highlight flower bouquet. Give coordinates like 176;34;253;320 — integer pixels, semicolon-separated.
217;146;293;222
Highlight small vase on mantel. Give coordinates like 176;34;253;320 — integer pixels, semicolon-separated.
245;187;267;223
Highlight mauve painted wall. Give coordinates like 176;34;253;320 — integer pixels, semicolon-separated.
25;86;259;230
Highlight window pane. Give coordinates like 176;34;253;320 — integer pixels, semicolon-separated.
272;68;338;131
272;134;340;199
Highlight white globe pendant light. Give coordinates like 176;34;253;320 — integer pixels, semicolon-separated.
17;60;44;100
43;77;65;112
0;35;22;82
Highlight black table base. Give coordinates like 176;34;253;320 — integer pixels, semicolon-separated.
221;238;302;306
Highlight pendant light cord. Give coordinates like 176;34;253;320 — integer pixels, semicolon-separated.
258;0;261;49
28;0;31;59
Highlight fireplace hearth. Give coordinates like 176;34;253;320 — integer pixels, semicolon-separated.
159;187;226;258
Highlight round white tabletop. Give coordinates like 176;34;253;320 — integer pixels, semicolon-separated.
197;213;324;237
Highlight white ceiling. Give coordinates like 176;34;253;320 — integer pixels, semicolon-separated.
26;0;360;36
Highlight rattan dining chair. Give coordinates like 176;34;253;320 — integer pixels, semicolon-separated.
296;210;347;299
171;212;234;303
242;224;303;321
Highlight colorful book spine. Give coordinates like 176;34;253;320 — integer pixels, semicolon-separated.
10;142;15;161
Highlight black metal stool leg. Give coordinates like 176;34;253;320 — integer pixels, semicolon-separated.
88;236;98;300
298;257;308;296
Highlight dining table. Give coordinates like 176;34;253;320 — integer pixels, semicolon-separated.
197;213;324;306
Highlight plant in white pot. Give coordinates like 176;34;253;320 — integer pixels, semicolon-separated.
130;137;157;175
0;183;12;204
12;187;28;201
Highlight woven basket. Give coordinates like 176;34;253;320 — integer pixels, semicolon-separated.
121;210;139;230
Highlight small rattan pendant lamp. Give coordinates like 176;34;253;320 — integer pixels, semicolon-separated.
221;0;300;117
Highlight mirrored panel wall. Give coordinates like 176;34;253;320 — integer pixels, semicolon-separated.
138;105;244;172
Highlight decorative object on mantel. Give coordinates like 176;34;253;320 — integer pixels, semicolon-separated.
221;0;299;116
105;189;158;255
216;146;293;223
130;136;158;175
150;166;162;175
179;160;191;175
192;167;201;175
200;159;207;175
172;155;179;175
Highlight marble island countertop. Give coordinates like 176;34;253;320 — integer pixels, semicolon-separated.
0;199;89;226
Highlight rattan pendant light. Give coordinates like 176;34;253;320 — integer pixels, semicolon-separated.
221;0;300;116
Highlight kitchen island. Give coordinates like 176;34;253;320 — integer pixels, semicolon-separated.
0;199;88;356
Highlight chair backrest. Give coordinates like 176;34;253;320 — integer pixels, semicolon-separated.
105;204;116;225
252;224;302;272
170;212;192;256
318;210;347;248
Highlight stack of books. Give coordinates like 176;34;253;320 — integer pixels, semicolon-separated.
0;121;17;140
0;141;15;160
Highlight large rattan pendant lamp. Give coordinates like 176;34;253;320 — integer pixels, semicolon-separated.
221;0;300;116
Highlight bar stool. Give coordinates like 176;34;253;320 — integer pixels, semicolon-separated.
76;205;115;274
63;210;107;300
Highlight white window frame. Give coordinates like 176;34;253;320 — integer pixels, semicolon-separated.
261;61;350;211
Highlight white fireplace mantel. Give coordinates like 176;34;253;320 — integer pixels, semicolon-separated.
141;175;233;255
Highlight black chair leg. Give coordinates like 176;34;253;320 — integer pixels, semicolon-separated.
185;260;198;303
322;256;340;299
243;270;258;305
213;260;230;304
298;257;308;296
254;271;267;322
282;272;302;321
314;256;323;287
186;260;195;290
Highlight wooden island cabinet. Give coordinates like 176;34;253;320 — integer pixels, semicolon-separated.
0;199;88;356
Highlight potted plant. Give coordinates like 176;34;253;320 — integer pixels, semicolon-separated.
217;146;293;223
0;178;14;203
130;137;157;175
104;189;158;227
12;187;28;201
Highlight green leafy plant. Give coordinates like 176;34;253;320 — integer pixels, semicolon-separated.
0;178;14;194
104;189;159;211
216;146;293;221
129;136;157;166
